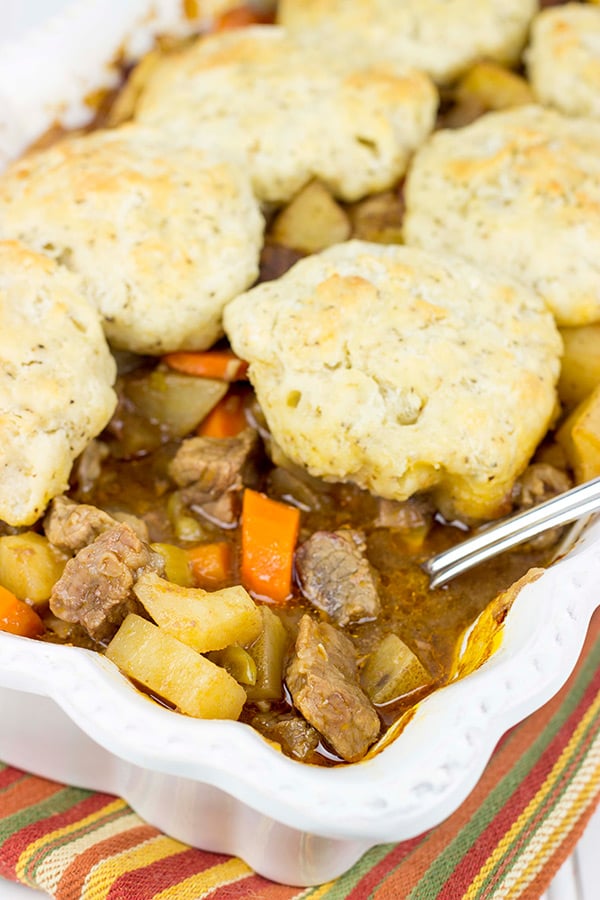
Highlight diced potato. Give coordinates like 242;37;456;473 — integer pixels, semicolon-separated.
106;49;163;126
556;383;600;483
348;192;404;244
361;633;431;705
208;645;257;685
133;572;262;652
125;368;227;438
245;605;289;701
0;532;67;606
167;492;209;543
456;62;534;112
150;543;194;587
270;180;351;253
105;614;246;719
558;324;600;408
534;440;569;473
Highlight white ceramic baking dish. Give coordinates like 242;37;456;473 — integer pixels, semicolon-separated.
2;0;600;887
1;517;599;885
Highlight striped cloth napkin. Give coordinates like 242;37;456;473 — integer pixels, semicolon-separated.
1;608;599;900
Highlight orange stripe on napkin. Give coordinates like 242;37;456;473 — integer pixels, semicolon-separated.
0;777;62;819
56;824;158;900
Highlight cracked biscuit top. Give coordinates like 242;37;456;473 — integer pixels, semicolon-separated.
135;26;437;204
404;105;600;327
527;3;600;120
0;241;116;526
224;241;561;522
277;0;537;85
0;124;264;354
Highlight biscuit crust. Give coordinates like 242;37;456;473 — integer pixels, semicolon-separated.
404;105;600;327
0;125;264;354
224;241;561;521
0;241;116;526
135;26;437;204
527;4;600;120
277;0;537;85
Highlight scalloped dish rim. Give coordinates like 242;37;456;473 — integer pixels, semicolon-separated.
0;516;598;854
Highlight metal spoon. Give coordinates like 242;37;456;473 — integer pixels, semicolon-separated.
423;476;600;589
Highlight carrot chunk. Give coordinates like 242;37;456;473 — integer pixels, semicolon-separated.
197;392;247;437
241;489;300;603
163;350;248;382
187;542;233;589
0;584;44;638
214;6;274;31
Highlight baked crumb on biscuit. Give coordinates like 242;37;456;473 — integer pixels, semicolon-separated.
527;3;600;120
134;26;437;204
224;241;561;522
404;105;600;327
0;124;264;354
0;241;116;526
277;0;537;85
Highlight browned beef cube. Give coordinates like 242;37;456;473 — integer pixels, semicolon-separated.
374;495;434;531
168;428;258;506
286;615;380;763
45;496;148;554
258;243;305;283
513;463;571;510
44;495;117;554
50;523;163;642
249;710;320;762
295;529;380;626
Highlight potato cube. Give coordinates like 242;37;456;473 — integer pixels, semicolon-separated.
106;49;163;126
348;191;404;244
125;369;227;439
456;62;534;111
558;324;600;408
208;645;257;685
270;180;351;253
245;606;289;701
0;532;67;606
134;572;262;653
150;543;194;587
105;614;246;719
557;383;600;483
361;633;431;705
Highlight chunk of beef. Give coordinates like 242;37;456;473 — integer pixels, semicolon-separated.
374;495;434;532
248;710;320;762
167;428;258;525
110;511;150;543
286;615;381;763
513;463;572;510
295;529;380;626
50;523;164;642
258;243;305;283
266;465;325;512
44;496;149;554
72;439;109;497
44;496;117;554
195;492;239;527
512;463;572;550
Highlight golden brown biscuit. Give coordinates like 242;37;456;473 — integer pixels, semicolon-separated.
404;105;600;327
0;241;116;526
224;241;561;522
135;26;437;203
527;4;600;120
277;0;537;85
0;124;264;354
